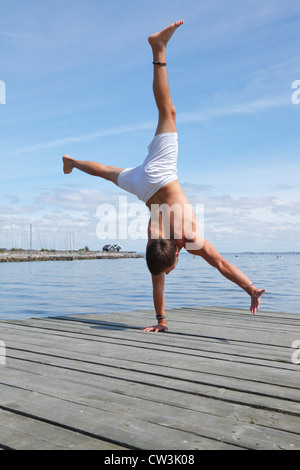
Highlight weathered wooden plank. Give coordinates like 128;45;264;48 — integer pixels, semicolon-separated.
1;318;297;367
0;384;238;450
3;354;300;436
1;364;299;450
1;330;298;404
9;306;300;338
0;410;127;450
54;306;300;328
55;309;300;333
3;344;300;416
5;305;300;337
4;315;293;355
9;309;300;339
1;320;296;370
1;308;299;450
202;306;300;322
50;313;300;347
50;304;300;321
2;330;299;394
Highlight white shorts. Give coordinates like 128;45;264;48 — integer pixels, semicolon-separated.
117;132;178;203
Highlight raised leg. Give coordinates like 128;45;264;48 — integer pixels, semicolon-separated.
148;20;184;135
62;22;184;182
62;155;125;186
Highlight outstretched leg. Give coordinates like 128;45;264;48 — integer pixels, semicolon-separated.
62;21;184;183
148;20;184;135
62;155;125;186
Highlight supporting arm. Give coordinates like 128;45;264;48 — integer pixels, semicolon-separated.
142;274;168;333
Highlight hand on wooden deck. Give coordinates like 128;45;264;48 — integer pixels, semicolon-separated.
142;323;168;333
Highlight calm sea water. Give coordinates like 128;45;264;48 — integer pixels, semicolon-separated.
0;253;299;321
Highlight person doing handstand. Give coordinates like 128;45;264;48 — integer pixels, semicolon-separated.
63;20;265;332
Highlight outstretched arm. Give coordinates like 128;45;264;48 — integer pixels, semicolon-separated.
187;239;266;314
142;274;168;332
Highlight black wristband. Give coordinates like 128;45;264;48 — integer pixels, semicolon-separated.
156;315;166;320
153;61;167;66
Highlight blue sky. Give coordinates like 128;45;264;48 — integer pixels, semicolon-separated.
1;0;300;252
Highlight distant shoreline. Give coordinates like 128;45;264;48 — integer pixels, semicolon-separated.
0;250;144;263
0;249;298;264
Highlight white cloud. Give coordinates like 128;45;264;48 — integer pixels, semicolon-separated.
1;185;299;251
177;96;289;126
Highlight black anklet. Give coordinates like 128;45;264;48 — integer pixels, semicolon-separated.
153;61;167;66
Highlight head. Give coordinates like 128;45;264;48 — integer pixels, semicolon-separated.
146;239;179;276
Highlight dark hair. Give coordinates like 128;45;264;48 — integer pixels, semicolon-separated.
146;239;177;275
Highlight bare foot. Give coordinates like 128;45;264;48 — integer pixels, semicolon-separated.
148;20;184;52
62;154;74;174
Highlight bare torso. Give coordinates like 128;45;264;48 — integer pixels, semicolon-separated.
146;180;203;252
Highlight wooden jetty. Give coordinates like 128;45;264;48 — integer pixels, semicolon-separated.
0;306;299;450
